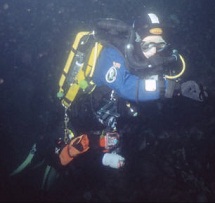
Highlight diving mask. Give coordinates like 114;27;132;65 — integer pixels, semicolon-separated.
141;41;167;53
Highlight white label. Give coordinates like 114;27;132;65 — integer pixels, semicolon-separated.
148;13;160;24
145;79;157;91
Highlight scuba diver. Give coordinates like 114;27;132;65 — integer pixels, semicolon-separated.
56;12;208;167
56;12;208;170
9;12;208;195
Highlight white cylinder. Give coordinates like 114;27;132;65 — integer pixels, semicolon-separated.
102;153;125;169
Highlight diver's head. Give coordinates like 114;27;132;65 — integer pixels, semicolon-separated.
133;13;163;39
133;13;167;58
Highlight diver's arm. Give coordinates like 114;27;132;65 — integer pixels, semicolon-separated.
93;47;161;102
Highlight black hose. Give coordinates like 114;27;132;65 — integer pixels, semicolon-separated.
125;29;149;69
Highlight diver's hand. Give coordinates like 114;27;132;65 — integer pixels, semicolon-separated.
180;80;208;102
102;153;125;169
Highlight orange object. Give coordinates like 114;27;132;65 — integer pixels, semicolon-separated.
99;136;106;148
59;134;90;166
99;131;120;153
99;136;109;152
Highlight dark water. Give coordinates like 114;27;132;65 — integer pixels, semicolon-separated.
1;0;215;202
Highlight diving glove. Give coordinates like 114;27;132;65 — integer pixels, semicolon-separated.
180;80;208;102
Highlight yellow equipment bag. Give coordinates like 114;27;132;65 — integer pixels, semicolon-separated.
57;31;103;108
